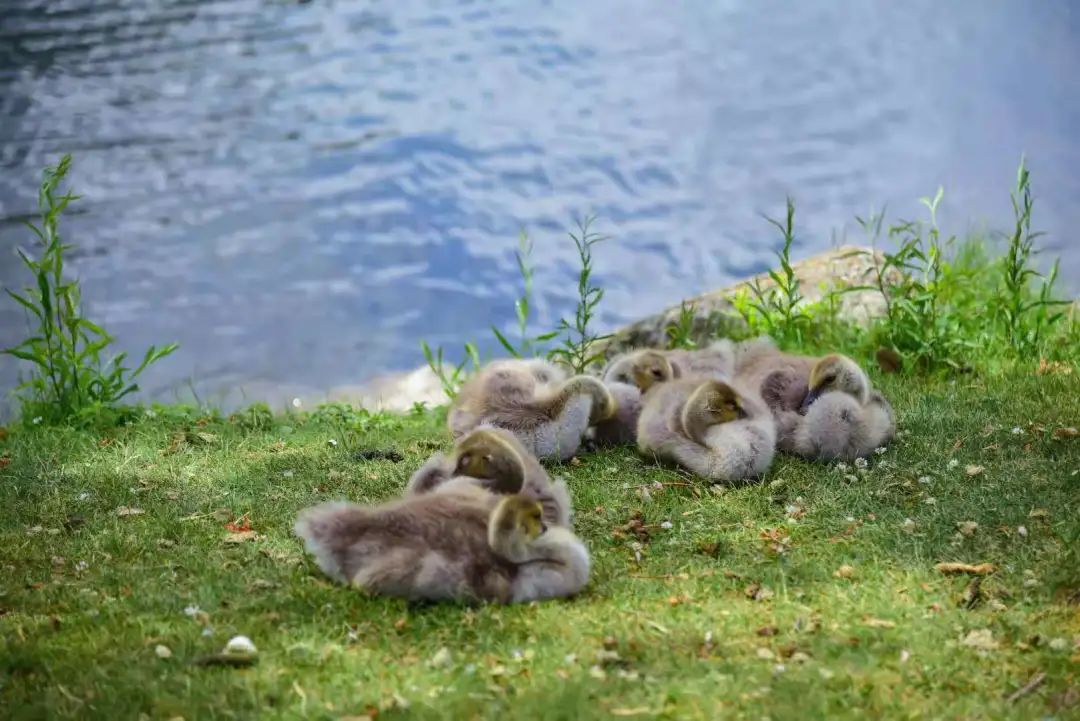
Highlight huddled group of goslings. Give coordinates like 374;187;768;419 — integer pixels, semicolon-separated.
295;335;895;604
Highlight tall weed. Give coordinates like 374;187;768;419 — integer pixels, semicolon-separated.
547;216;612;374
3;155;178;425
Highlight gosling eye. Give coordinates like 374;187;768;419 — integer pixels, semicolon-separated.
616;374;629;383
651;368;664;379
823;374;837;385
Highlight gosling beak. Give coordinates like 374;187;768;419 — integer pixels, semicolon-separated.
799;387;822;414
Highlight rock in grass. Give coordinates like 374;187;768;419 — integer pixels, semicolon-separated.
193;635;258;668
223;635;257;658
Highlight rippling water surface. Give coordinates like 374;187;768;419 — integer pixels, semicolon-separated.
1;0;1078;409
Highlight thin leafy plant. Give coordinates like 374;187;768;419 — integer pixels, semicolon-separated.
491;231;559;358
547;216;611;374
421;341;479;400
665;301;698;350
735;197;812;346
3;155;178;425
997;157;1068;354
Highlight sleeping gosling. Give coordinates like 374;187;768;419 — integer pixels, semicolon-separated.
602;342;736;391
636;378;776;483
776;354;896;461
405;426;572;527
449;359;615;461
294;490;589;604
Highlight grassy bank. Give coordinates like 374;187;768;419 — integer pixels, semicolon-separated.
2;368;1078;720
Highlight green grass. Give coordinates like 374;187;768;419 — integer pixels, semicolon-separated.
2;369;1078;720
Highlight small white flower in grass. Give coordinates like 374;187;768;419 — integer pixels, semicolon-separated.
32;416;42;425
1049;638;1069;652
917;476;931;485
145;409;157;419
77;491;90;501
845;516;856;523
75;560;88;572
843;474;859;483
660;521;673;530
924;497;937;505
27;525;43;535
327;439;338;447
202;626;215;637
639;488;653;503
947;459;960;469
874;446;887;455
836;462;849;472
291;398;302;409
1017;525;1028;537
901;518;916;533
155;644;172;659
651;480;663;490
563;653;578;665
183;604;201;617
281;470;294;479
1011;427;1023;435
429;647;452;668
854;457;869;469
773;663;786;675
899;649;911;663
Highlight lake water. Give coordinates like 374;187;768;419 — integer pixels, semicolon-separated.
2;0;1078;412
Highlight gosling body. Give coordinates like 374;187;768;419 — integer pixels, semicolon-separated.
295;490;589;603
449;359;615;461
405;426;572;527
730;338;895;460
637;378;776;482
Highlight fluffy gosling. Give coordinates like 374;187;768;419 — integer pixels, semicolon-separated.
449;359;616;461
637;378;775;483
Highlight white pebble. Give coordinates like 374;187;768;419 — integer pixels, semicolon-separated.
223;635;257;657
1017;525;1028;537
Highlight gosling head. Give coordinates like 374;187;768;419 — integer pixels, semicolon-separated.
491;495;546;543
452;428;526;494
802;354;870;411
696;380;746;424
605;350;675;392
525;359;565;386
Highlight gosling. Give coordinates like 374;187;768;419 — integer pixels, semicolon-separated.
636;378;776;482
449;359;615;461
294;490;589;604
405;426;572;527
775;354;896;461
602;342;736;391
